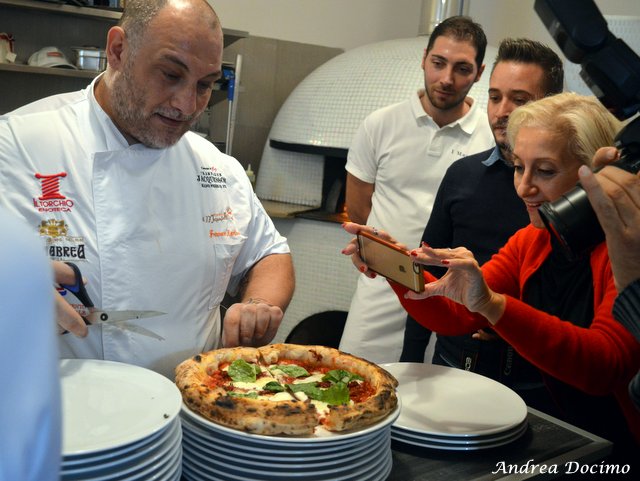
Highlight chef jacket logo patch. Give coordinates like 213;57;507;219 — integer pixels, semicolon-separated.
33;172;75;212
39;218;86;261
202;207;234;223
197;166;227;189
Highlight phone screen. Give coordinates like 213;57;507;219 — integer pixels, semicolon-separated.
357;232;425;292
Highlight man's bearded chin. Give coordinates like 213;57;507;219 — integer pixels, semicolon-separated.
110;75;200;148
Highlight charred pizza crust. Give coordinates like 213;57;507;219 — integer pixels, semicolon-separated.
175;343;398;436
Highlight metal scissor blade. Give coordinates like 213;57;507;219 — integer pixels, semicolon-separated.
85;310;166;324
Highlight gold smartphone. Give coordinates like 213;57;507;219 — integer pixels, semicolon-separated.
357;231;425;293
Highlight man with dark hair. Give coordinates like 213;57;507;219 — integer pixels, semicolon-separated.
340;16;494;362
0;0;294;378
401;38;564;408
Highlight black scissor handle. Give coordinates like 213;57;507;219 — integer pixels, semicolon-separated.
60;262;94;309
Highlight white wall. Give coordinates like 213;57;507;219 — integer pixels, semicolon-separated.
211;0;639;51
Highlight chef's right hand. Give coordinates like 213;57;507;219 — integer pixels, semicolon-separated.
52;261;88;337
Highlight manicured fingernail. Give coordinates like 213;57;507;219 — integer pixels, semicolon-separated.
370;272;377;278
441;259;450;265
341;249;348;254
421;242;430;248
359;266;366;272
410;250;418;256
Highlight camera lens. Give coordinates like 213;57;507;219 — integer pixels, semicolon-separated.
538;185;605;261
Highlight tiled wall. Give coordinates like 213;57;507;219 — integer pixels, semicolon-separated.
256;37;497;207
208;36;343;174
271;217;359;343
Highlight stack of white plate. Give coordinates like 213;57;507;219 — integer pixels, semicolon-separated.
59;359;183;481
180;401;401;481
382;363;528;451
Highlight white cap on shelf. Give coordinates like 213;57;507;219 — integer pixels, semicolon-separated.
28;47;77;69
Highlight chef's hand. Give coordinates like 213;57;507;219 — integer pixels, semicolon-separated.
222;298;283;347
52;261;88;337
341;222;406;278
579;147;640;292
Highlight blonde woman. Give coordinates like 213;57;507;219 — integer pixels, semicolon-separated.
343;93;639;460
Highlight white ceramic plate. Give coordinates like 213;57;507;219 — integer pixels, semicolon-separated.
61;418;181;475
181;421;387;463
182;437;391;481
391;421;528;451
61;430;182;481
180;410;386;455
60;359;182;456
62;418;176;466
180;399;400;445
181;427;388;472
381;363;527;437
391;419;528;445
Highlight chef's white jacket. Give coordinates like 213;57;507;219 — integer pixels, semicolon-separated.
0;77;290;378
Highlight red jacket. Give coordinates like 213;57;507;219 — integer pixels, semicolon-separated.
391;224;640;442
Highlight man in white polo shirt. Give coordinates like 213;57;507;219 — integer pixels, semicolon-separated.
340;16;494;363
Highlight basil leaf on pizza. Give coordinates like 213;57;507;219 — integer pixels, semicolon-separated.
263;381;285;392
227;359;260;382
272;364;309;378
323;369;363;384
175;344;398;436
318;382;350;405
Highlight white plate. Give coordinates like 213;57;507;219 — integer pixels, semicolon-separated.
391;419;528;445
61;418;181;475
391;421;528;451
180;411;386;455
180;399;400;445
182;427;388;472
61;421;182;481
181;422;387;463
60;359;182;456
381;363;527;437
62;418;175;466
182;437;390;481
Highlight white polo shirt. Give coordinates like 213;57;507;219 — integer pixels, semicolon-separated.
0;77;290;378
341;90;494;362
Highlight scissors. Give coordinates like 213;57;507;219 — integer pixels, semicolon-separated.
59;262;166;341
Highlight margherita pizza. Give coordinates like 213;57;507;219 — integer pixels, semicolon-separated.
175;343;398;436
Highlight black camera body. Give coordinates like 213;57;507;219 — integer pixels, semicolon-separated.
534;0;640;260
538;117;640;260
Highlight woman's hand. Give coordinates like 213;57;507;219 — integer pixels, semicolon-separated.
341;222;407;278
407;245;506;324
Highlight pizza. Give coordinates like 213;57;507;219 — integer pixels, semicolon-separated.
175;343;398;436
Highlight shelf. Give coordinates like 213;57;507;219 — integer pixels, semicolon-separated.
0;60;238;82
0;0;249;45
0;0;121;21
0;62;99;78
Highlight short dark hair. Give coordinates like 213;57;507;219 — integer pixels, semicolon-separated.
492;38;564;95
426;16;487;70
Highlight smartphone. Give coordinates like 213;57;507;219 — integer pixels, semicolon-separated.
357;231;425;293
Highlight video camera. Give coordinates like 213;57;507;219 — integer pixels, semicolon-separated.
534;0;640;260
